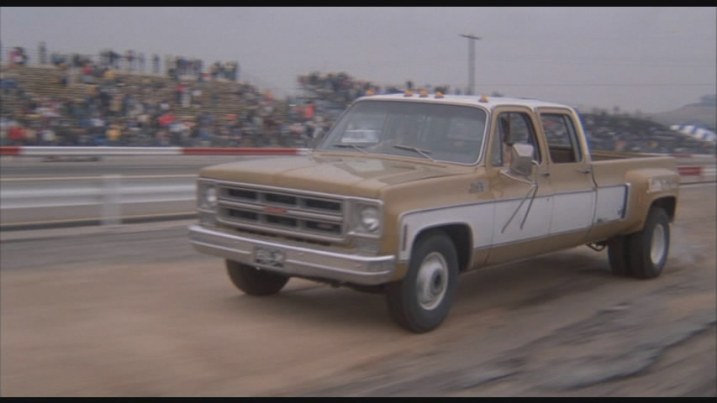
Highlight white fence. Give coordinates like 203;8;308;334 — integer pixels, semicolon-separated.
0;147;714;229
0;174;197;228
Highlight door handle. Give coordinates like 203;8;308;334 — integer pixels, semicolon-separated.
578;168;592;174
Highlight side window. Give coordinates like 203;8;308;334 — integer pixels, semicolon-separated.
491;112;541;166
540;113;583;163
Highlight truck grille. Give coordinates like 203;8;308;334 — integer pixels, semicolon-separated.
215;183;346;242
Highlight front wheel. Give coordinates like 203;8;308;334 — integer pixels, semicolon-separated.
386;232;459;333
226;260;289;296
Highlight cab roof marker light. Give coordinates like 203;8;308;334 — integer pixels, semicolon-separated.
419;89;428;98
404;89;413;97
435;91;444;99
479;95;489;103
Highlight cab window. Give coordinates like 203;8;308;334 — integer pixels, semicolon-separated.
491;112;541;166
540;113;583;163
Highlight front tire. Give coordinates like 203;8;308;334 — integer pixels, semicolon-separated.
386;232;459;333
226;260;289;296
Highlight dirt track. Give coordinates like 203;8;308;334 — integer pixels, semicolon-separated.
1;183;714;397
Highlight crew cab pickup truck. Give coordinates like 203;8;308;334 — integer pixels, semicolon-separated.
189;92;679;333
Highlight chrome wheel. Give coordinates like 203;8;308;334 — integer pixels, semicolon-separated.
416;252;449;311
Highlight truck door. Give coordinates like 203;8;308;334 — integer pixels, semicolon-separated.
486;107;555;265
538;109;596;244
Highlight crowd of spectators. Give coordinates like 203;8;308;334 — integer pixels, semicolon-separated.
296;71;714;155
165;55;202;80
2;64;713;155
0;60;328;148
580;111;715;154
96;49;148;73
6;42;242;86
1;42;714;155
6;46;30;66
208;61;239;82
297;72;457;109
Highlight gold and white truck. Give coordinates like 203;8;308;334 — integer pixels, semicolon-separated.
189;92;679;333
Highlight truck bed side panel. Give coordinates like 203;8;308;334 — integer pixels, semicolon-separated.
588;156;678;241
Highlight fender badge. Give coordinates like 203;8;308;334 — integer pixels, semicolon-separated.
469;180;488;193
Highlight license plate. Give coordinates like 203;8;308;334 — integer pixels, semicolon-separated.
254;246;285;268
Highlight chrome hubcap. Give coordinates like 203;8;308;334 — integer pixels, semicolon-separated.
650;223;666;266
416;252;449;311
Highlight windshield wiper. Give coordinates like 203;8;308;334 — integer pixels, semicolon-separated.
393;144;435;161
331;143;368;153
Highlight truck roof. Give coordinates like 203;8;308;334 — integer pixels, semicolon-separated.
358;93;574;112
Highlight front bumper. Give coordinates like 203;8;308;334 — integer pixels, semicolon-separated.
189;225;396;286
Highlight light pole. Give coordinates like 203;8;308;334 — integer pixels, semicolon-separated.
459;34;481;95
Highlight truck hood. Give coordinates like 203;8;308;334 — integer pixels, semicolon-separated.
199;153;467;198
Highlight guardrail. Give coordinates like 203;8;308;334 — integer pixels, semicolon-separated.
0;147;714;230
0;174;198;229
675;153;717;183
0;146;311;229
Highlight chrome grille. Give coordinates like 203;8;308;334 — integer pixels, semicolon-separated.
216;183;346;242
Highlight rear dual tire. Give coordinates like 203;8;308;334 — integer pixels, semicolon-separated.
607;207;670;279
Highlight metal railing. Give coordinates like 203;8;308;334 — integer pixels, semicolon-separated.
0;174;197;229
0;147;714;230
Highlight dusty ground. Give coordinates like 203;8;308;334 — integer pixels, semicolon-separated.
1;183;714;397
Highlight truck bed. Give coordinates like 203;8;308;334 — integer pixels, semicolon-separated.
590;152;677;188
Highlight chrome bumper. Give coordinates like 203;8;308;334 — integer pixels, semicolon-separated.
188;225;396;285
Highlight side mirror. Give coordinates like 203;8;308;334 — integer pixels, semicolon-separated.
509;143;535;177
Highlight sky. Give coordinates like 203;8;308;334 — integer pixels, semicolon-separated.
1;7;716;114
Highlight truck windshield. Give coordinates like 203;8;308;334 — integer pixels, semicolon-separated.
317;100;487;164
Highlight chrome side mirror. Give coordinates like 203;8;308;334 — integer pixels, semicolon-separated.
509;143;535;178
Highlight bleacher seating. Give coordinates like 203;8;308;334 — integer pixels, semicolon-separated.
1;62;714;155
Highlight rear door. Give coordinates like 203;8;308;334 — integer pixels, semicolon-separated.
538;108;596;243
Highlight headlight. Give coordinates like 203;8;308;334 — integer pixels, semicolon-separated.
359;206;380;232
198;182;218;210
350;200;383;237
205;186;218;206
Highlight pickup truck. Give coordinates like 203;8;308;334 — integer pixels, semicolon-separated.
189;91;680;333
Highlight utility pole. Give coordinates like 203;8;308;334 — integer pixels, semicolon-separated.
459;34;481;96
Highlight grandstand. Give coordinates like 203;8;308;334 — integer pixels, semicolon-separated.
0;64;284;122
1;50;714;155
294;72;715;155
0;62;300;147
